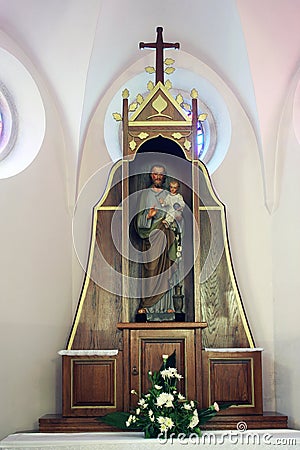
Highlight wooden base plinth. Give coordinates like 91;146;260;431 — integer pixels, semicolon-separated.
39;412;288;433
202;411;288;430
39;415;124;433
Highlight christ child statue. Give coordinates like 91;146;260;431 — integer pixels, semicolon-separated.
160;179;185;231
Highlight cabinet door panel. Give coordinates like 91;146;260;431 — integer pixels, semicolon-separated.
202;350;263;415
130;329;195;408
140;340;185;394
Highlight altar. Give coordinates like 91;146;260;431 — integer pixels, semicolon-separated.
1;430;300;450
39;27;288;433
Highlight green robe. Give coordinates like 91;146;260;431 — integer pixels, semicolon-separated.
136;187;178;309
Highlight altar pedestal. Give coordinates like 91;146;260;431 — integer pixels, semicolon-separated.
39;331;288;432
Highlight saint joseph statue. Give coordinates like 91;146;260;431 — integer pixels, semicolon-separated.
135;165;181;317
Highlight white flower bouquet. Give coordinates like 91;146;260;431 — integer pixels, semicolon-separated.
99;352;229;439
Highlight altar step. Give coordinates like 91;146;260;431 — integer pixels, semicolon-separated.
39;412;288;433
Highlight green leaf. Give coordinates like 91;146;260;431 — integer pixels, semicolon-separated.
98;411;130;429
198;402;234;425
193;426;202;437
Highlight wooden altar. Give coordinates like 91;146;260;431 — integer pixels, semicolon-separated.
39;28;287;432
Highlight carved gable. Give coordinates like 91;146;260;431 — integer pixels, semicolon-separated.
129;82;191;125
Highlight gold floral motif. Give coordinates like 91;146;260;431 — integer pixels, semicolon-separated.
152;95;168;115
176;94;184;105
172;132;183;140
164;80;172;90
164;58;175;66
136;94;144;104
164;67;175;75
122;89;129;99
112;112;122;121
147;81;154;91
129;102;138;112
184;139;192;151
198;113;208;121
138;132;149;140
129;139;137;151
145;66;155;74
182;102;191;112
190;88;198;99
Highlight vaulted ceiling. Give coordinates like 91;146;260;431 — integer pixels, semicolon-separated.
0;0;299;209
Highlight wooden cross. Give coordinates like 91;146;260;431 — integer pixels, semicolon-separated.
139;27;180;84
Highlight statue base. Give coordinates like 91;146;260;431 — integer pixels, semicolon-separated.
135;312;185;322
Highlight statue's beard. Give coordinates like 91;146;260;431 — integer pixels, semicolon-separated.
153;180;163;188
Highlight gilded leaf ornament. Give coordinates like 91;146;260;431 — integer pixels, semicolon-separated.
152;95;168;115
145;66;155;74
164;80;172;90
164;57;175;66
122;89;129;99
164;67;175;75
138;132;149;140
129;102;138;112
129;139;137;151
184;139;192;151
147;81;154;91
176;94;184;105
172;132;183;140
112;112;122;122
182;102;191;112
198;113;208;121
136;94;144;104
191;88;198;99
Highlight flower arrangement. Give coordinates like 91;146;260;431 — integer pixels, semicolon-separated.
100;352;229;439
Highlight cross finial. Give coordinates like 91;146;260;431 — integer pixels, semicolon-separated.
139;27;180;84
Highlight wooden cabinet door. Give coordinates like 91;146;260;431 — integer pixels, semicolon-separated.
129;329;196;409
202;350;263;415
62;354;123;417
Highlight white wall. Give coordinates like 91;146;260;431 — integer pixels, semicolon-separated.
0;58;74;441
272;85;300;430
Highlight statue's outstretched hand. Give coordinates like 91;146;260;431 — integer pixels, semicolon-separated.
147;206;157;219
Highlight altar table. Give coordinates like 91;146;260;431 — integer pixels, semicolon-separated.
1;430;300;450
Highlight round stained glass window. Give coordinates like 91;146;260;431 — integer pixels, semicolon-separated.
184;109;205;158
0;83;17;162
0;111;3;142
